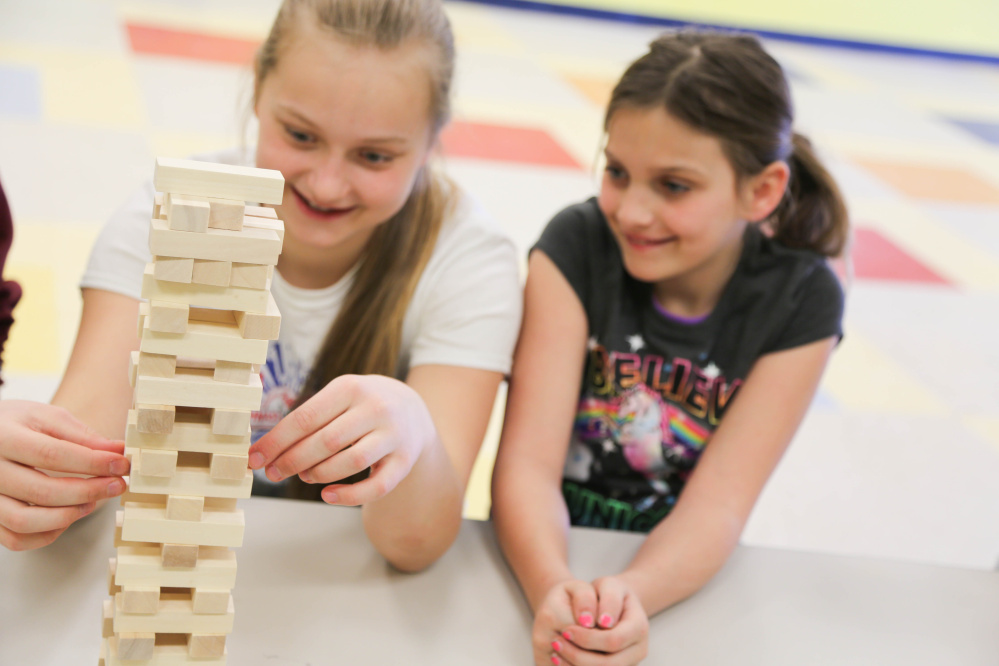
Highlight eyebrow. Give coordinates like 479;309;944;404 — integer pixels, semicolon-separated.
278;104;409;146
603;148;706;177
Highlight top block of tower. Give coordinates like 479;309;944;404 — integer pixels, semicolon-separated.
153;157;285;206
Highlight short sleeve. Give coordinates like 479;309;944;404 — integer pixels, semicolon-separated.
79;179;155;300
532;198;604;310
765;261;845;354
405;196;523;375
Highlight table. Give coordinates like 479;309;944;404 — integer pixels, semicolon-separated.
1;497;996;664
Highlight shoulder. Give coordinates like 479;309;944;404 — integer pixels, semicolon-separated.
746;230;844;304
535;197;609;253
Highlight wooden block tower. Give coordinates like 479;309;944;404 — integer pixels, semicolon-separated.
99;157;285;665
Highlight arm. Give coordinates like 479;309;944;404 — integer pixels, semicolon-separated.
615;336;837;615
491;250;590;611
0;288;138;550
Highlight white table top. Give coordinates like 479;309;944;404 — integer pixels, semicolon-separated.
1;496;996;664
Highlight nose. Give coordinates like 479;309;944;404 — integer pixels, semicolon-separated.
614;185;655;230
303;154;351;205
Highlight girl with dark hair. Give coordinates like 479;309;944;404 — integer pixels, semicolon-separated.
492;31;848;665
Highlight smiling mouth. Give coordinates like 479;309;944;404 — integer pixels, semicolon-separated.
625;234;677;247
291;186;355;215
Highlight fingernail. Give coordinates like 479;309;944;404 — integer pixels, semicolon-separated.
79;503;96;517
599;613;613;628
322;490;338;504
107;478;125;496
109;459;129;476
561;630;572;641
551;640;562;652
248;452;264;469
265;465;283;482
579;612;594;628
550;656;561;666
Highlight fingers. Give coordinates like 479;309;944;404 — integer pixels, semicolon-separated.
0;522;68;551
0;458;126;507
0;492;95;549
0;427;128;477
593;577;626;630
554;638;646;666
262;407;372;483
248;377;354;471
562;592;649;659
28;404;120;452
318;454;407;505
568;581;599;629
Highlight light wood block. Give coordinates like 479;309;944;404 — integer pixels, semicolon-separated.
136;404;175;434
154;156;284;205
103;635;227;666
116;633;155;660
140;317;268;366
153;192;165;220
126;410;250;455
108;557;120;595
134;366;263;411
113;592;235;634
120;587;160;614
235;291;281;340
116;545;236;587
166;495;204;521
130;457;253;499
147;301;189;334
243;213;284;241
192;589;231;615
153;256;195;284
121;502;245;548
165;193;210;233
207;197;244;231
243;203;277;219
114;511;160;550
209;453;248;481
102;599;114;638
142;263;271;314
189;634;226;658
191;259;231;287
189;307;236;325
137;351;177;379
139;449;178;477
149;218;281;265
229;262;273;289
213;360;252;384
211;409;252;436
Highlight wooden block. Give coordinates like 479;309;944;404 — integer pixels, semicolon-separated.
122;502;245;548
104;634;227;666
140;316;268;366
192;589;231;615
153;256;194;283
116;544;236;586
243;203;277;219
189;634;226;658
161;543;200;569
211;409;251;436
108;557;120;595
213;360;252;384
153;192;165;220
130;457;253;499
149;218;282;266
191;259;231;287
139;449;178;477
113;591;235;634
243;213;284;241
147;301;189;334
207;197;244;231
188;307;235;325
235;291;281;340
209;453;248;481
137;303;148;340
142;263;271;314
116;633;155;660
166;494;204;521
229;262;272;289
126;409;250;455
120;587;160;614
102;599;114;638
134;366;263;411
165;193;210;233
154;156;284;205
136;404;175;434
137;351;177;378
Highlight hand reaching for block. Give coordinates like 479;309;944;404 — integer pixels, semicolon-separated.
0;400;127;551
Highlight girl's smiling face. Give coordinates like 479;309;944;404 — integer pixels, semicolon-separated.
599;106;784;314
254;21;435;266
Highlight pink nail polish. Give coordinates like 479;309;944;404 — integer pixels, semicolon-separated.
550;656;561;666
599;613;613;628
561;630;572;641
551;640;561;652
579;612;594;628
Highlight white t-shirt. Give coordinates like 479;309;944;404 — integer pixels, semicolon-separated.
82;147;523;437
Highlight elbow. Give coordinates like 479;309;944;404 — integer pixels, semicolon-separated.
365;511;462;574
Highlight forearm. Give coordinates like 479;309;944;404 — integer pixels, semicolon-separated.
361;433;463;572
616;503;742;616
492;462;575;611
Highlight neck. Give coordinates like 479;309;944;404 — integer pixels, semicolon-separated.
653;230;746;319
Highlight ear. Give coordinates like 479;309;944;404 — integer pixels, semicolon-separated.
740;161;790;223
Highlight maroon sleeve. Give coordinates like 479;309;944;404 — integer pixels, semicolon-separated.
0;178;23;384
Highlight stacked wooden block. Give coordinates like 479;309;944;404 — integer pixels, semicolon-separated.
100;158;285;665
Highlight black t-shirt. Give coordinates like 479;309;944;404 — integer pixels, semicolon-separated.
534;198;844;533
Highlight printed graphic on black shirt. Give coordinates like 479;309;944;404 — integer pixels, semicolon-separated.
563;335;741;533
